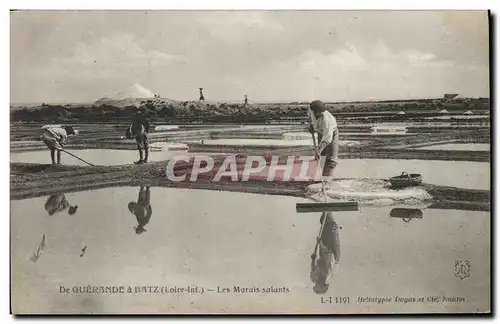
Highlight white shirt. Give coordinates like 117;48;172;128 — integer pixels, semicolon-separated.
308;109;338;152
45;127;68;145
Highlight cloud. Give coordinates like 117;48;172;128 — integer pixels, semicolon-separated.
199;11;285;33
370;41;449;68
80;34;179;68
35;33;183;81
239;40;487;102
12;33;184;102
439;11;489;64
10;11;489;103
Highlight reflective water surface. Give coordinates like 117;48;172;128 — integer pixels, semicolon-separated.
331;159;489;190
10;149;187;166
11;186;490;314
192;138;359;147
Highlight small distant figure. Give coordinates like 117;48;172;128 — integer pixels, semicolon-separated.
199;88;205;101
128;186;153;235
244;94;248;106
40;126;79;165
44;194;78;216
126;106;150;164
80;245;87;258
310;212;340;294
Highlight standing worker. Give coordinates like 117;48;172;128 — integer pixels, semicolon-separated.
308;100;339;184
199;88;205;101
128;186;153;235
40;125;79;165
126;106;150;164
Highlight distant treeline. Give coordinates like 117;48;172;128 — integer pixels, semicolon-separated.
10;97;490;123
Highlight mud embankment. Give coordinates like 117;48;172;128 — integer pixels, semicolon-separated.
10;97;490;123
10;157;490;212
10;156;312;200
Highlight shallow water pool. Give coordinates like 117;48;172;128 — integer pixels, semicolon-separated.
332;159;489;190
415;143;490;152
193;138;360;147
10;149;187;166
282;132;414;141
10;187;490;314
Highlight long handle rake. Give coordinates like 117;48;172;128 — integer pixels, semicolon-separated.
60;149;95;166
310;131;331;261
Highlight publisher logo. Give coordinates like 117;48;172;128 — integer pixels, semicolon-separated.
454;260;470;280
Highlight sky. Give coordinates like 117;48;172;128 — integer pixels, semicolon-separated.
10;10;490;104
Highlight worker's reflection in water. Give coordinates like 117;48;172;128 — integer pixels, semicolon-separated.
310;211;340;294
44;194;78;216
128;186;153;235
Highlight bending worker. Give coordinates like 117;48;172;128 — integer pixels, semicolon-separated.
308;100;339;184
40;125;79;165
44;194;78;216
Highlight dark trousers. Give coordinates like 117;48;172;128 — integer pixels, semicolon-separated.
317;131;339;178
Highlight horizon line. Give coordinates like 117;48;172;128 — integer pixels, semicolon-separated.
10;95;490;106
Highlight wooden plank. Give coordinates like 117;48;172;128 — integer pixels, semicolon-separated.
296;201;359;213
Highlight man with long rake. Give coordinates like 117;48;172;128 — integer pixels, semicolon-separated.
40;125;79;165
308;100;339;185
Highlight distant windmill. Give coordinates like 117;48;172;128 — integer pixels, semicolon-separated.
199;88;205;101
